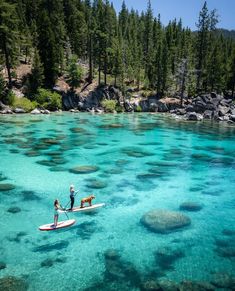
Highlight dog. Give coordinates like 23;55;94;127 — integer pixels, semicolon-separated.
80;195;95;208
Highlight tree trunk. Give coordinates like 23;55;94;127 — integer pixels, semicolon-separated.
88;34;93;84
98;54;101;85
3;37;12;88
232;78;235;99
104;50;107;85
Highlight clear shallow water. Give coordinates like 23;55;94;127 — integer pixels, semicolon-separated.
0;113;235;290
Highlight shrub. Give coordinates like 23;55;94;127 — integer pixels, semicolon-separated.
13;97;37;112
135;105;142;112
4;90;16;106
101;99;117;112
34;88;62;111
67;56;83;90
115;104;124;113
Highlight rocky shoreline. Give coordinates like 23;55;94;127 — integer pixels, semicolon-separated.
0;86;234;125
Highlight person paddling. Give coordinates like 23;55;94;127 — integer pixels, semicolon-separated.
69;185;76;210
54;199;61;227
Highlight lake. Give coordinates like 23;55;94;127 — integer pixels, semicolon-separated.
0;113;235;290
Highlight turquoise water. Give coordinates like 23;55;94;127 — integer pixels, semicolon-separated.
0;113;235;290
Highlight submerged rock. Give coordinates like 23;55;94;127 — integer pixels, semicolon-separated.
140;210;191;234
0;262;6;270
86;179;107;189
40;258;54;268
140;280;162;291
155;246;185;270
211;272;235;289
69;165;99;174
180;280;215;291
36;160;57;167
0;276;28;291
7;207;21;214
179;202;203;211
21;190;41;201
122;147;154;158
0;183;15;191
222;229;235;236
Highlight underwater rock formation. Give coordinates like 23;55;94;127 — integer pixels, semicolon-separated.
141;210;191;234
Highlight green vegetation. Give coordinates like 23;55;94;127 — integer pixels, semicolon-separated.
0;0;234;101
12;97;37;112
3;90;16;106
135;105;142;112
101;99;117;113
67;56;83;90
34;89;62;111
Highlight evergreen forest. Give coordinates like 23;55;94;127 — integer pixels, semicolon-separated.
0;0;235;102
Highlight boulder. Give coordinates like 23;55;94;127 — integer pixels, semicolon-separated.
203;110;213;119
179;202;203;211
149;102;158;112
200;94;211;104
141;280;162;291
205;102;217;111
155;246;185;269
218;105;230;116
42;109;50;114
7;207;21;213
187;112;203;121
13;108;25;114
186;105;195;112
0;262;6;270
0;108;13;114
193;100;206;113
30;108;41;114
211;92;217;98
156;100;169;112
0;276;28;291
211;272;235;289
0;183;15;191
176;108;186;115
180;280;215;291
69;165;99;174
140;209;191;234
124;100;134;112
229;115;235;122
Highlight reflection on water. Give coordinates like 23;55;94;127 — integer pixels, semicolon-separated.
0;113;234;290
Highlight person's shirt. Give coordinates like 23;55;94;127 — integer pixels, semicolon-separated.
70;189;75;197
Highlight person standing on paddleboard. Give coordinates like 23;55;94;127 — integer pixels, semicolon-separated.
54;199;61;227
69;185;76;210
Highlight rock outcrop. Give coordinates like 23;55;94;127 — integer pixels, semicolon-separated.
140;209;191;234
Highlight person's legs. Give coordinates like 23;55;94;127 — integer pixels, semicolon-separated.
71;196;74;209
54;214;58;227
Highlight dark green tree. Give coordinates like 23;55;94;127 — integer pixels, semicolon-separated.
0;1;20;88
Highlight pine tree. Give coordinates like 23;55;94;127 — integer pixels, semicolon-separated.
67;56;83;91
28;49;44;96
195;1;218;92
0;1;20;88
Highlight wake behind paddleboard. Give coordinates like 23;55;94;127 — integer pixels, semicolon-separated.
58;203;105;213
39;219;76;231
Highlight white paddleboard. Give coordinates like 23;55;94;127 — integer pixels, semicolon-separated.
39;219;76;231
58;203;105;213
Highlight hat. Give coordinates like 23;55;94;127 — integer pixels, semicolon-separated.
70;184;74;188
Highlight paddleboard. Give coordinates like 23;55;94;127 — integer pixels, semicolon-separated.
39;219;76;231
58;203;105;213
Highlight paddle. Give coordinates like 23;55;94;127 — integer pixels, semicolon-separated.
60;203;69;220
